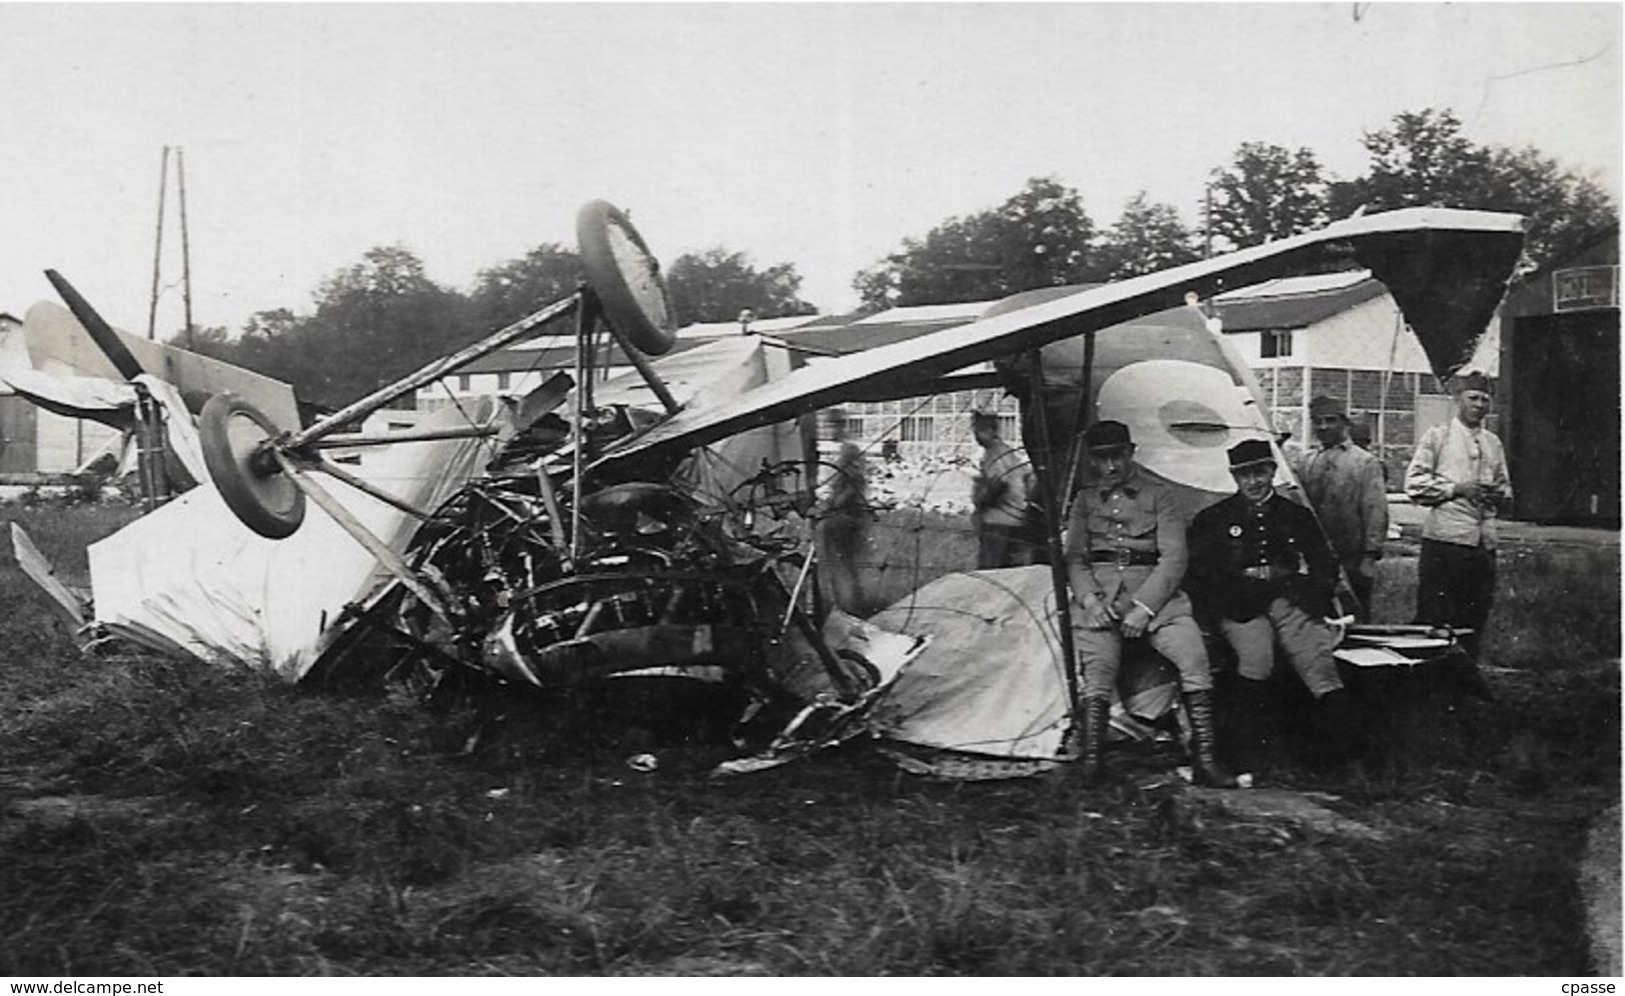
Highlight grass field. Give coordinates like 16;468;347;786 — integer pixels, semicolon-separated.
0;500;1618;976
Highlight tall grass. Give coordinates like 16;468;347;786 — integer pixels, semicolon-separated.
0;501;1616;975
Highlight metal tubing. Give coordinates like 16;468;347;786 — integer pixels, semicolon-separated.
570;293;595;564
602;321;680;414
309;425;497;449
284;293;580;450
533;461;571;563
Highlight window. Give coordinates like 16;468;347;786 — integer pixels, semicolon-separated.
457;373;472;391
496;371;512;390
1260;329;1294;359
900;416;935;442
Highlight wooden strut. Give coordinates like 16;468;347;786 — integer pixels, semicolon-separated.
268;447;451;621
1026;348;1081;718
309;455;432;521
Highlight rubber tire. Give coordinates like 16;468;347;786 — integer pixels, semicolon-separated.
199;393;305;539
576;199;678;356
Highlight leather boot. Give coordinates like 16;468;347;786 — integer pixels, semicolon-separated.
1075;696;1110;787
1227;677;1272;774
1182;689;1239;788
1316;687;1365;772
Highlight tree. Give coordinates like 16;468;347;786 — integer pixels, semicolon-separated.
1329;108;1618;273
852;176;1099;311
246;245;473;408
469;243;585;332
665;248;816;325
1327;109;1491;216
1207;142;1330;250
1095;192;1202;279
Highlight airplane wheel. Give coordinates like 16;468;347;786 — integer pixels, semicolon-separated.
576;199;678;356
199;393;306;539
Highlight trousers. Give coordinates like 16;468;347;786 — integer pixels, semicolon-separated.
1415;538;1497;660
1075;609;1213;698
1217;596;1343;698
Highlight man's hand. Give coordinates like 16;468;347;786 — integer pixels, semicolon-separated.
1119;603;1152;638
1077;592;1117;630
1452;481;1483;503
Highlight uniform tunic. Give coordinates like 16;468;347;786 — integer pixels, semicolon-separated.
1064;463;1211;697
1187;491;1344;697
1297;439;1388;616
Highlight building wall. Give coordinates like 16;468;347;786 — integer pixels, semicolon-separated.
828;389;1022;464
35;408;121;473
1240;293;1502;485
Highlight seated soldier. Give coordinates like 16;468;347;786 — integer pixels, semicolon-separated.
1186;439;1362;773
1064;420;1236;788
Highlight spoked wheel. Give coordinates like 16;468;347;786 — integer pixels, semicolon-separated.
576;199;679;356
199;393;306;539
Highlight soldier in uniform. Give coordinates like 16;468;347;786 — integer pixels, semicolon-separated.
1064;420;1236;788
1296;394;1389;619
1187;439;1362;772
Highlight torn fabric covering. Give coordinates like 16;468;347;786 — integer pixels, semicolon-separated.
862;567;1072;762
593;334;809;502
89;398;512;680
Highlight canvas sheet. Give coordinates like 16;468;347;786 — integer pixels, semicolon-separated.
862;566;1073;760
89;399;510;680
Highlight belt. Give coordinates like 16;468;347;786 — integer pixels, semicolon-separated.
1241;565;1297;581
1087;548;1159;567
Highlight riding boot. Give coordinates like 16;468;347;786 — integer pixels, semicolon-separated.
1227;677;1272;774
1316;687;1365;772
1182;689;1239;788
1075;696;1110;787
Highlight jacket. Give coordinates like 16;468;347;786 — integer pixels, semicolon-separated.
1187;491;1339;622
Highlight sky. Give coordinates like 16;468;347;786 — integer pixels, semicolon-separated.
1;2;1619;338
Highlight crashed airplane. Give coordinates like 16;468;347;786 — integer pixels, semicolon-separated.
8;201;1524;777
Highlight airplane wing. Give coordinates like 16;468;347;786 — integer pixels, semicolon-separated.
592;206;1523;474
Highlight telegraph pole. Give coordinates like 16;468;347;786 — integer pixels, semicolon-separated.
177;147;194;345
146;146;170;340
146;145;195;343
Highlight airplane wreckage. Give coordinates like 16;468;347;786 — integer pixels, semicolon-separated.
6;201;1524;779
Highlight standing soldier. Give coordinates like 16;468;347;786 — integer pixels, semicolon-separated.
1404;371;1510;668
1187;439;1363;773
970;410;1033;569
1297;394;1389;619
1065;420;1236;788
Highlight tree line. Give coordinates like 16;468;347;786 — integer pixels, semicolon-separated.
186;107;1614;409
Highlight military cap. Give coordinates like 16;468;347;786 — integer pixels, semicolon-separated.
1226;438;1276;470
1309;395;1348;420
1083;419;1133;453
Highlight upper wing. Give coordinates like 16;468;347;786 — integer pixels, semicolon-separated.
593;206;1524;473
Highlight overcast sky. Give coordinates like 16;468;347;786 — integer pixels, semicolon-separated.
2;2;1618;337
